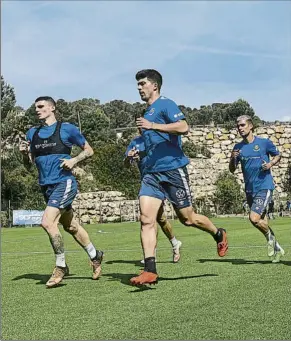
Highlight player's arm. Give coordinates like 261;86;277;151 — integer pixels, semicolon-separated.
229;149;240;173
262;154;281;170
124;145;140;168
19;138;34;170
262;139;281;171
136;118;188;135
60;141;94;170
60;124;94;170
136;101;189;135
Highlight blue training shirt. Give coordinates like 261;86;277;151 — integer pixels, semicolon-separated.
27;122;86;186
125;135;147;177
233;136;279;194
142;96;189;173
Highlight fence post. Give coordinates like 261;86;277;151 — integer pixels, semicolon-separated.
8;200;12;228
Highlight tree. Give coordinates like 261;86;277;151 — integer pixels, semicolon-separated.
182;140;211;158
1;76;16;119
80;107;114;146
214;171;244;214
88;141;141;199
225;99;261;128
1;151;44;210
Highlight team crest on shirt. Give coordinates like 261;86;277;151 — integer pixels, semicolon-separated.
253;145;260;152
148;108;155;115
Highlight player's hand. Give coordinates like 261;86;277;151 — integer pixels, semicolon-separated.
60;158;77;170
136;117;153;130
262;161;272;171
127;147;140;161
231;149;240;159
19;140;30;155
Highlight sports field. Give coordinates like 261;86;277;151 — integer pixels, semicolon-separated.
1;217;291;340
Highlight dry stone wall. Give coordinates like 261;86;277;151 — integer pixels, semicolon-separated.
185;124;291;203
73;124;291;223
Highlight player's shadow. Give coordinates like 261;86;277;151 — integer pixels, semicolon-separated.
103;272;218;292
105;259;174;267
105;259;142;267
12;273;89;286
198;258;291;266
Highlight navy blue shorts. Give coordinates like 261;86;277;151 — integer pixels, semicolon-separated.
139;167;192;209
41;178;78;210
246;189;272;216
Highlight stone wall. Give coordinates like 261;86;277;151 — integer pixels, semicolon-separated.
185;124;291;202
73;124;291;223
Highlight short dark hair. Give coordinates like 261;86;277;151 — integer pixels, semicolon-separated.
35;96;56;107
135;69;163;91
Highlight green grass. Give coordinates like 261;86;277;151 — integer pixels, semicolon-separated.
2;217;291;340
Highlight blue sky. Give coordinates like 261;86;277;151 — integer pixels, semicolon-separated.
2;0;291;121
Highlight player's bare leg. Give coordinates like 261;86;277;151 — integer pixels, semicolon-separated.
130;196;161;286
175;206;228;257
60;209;103;279
41;206;68;288
249;211;284;260
157;205;182;263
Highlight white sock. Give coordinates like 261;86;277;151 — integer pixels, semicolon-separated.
275;241;282;252
56;253;66;267
170;237;178;247
265;230;275;242
84;242;97;260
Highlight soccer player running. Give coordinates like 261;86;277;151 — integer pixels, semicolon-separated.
229;115;285;263
130;69;228;286
124;133;182;263
19;96;104;288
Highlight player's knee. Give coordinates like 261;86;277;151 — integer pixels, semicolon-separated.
62;218;79;234
157;216;167;226
180;214;202;228
140;214;155;230
64;224;78;234
41;218;53;231
249;214;260;226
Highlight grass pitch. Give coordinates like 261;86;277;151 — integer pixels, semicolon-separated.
1;217;291;340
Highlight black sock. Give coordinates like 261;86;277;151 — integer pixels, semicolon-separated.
92;250;103;261
144;257;157;274
213;228;223;242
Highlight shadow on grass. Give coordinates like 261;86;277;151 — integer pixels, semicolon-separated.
11;273;88;285
198;258;291;266
105;259;174;267
105;259;142;267
103;272;218;292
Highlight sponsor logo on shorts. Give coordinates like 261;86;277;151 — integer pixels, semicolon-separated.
176;189;186;199
51;200;58;204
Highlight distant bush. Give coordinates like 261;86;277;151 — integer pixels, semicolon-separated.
214;171;244;214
